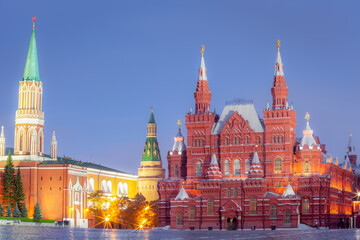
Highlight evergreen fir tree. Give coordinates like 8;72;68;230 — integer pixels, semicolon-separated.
0;200;3;217
6;204;12;217
21;202;28;218
3;150;15;206
13;203;21;218
14;167;25;207
33;202;42;220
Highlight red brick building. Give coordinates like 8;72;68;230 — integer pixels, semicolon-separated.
158;43;359;230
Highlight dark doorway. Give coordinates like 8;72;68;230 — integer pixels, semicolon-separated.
225;217;237;230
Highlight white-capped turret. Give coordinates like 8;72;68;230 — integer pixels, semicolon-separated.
51;130;57;160
299;113;319;150
274;40;284;76
0;126;5;156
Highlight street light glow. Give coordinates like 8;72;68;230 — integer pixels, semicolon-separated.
105;217;110;222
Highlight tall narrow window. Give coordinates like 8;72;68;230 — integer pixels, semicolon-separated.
270;205;277;218
194;139;197;147
245;159;250;174
196;161;202;176
302;198;310;214
234;138;236;145
227;188;231;198
273;136;276;143
224;160;229;176
284;210;291;224
174;165;178;177
246;136;249;144
234;188;238;198
257;136;261;145
189;207;196;220
89;178;94;192
234;159;240;175
207;199;214;215
250;198;257;214
101;179;106;193
20;134;24;151
281;136;283;143
274;158;282;173
305;160;309;173
225;138;229;145
176;212;183;226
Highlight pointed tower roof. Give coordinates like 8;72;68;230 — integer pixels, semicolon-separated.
175;187;189;201
142;108;161;162
148;108;155;124
0;126;4;138
207;154;222;179
274;40;284;76
300;112;318;149
282;184;296;198
347;128;355;155
198;45;207;81
51;130;57;143
248;152;264;178
23;16;40;82
171;120;186;153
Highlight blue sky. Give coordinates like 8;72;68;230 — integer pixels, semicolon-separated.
0;1;359;174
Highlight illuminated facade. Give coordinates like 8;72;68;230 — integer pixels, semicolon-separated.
158;43;359;230
0;18;138;228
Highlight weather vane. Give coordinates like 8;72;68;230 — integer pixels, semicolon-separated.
305;112;310;123
277;40;280;49
201;45;204;57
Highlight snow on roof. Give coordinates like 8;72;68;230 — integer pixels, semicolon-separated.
282;184;295;198
210;154;219;165
175;187;189;201
211;104;264;134
252;152;260;164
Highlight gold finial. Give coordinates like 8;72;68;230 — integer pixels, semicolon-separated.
201;45;204;57
305;112;310;123
177;120;181;127
277;40;280;49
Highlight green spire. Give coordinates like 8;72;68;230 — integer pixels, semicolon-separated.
23;18;40;82
148;108;155;124
142;109;161;162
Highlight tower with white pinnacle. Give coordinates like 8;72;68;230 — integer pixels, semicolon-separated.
0;126;5;156
51;130;57;160
14;16;44;156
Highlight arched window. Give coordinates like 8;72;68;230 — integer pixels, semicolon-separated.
250;197;257;214
20;134;24;151
189;207;196;220
270;205;277;218
245;159;250;174
124;182;128;195
302;198;310;214
107;180;112;193
118;182;124;195
194;139;197;147
238;137;241;144
305;160;309;173
246;136;249;144
234;138;236;145
277;136;280;143
234;188;238;198
273;136;276;143
207;198;214;215
89;178;94;192
176;212;183;225
227;188;231;198
284;210;291;224
224;160;229;176
225;138;229;145
275;158;282;173
196;161;202;176
234;159;241;175
101;179;106;193
281;136;283;143
174;165;178;177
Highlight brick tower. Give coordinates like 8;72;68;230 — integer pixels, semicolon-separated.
263;40;297;177
14;16;44;156
138;109;165;201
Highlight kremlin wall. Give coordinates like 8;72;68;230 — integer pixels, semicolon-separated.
0;17;359;230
